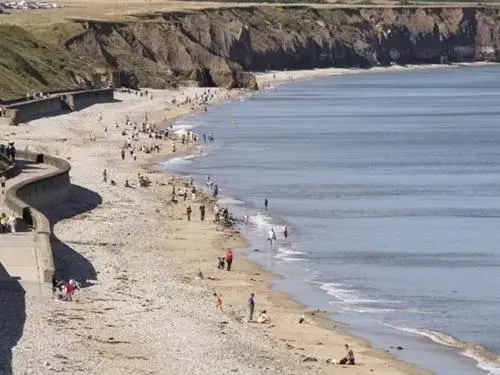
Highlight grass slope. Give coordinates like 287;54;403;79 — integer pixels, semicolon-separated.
0;24;81;100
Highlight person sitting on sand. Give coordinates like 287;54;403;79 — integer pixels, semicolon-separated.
196;269;204;280
339;344;355;365
257;310;270;324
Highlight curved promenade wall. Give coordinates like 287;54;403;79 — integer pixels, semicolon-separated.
0;88;114;125
3;149;71;283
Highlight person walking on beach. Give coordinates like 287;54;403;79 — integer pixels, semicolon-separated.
214;292;222;312
225;249;233;271
248;293;255;321
199;204;205;221
0;175;6;194
283;226;288;240
120;148;125;160
102;169;107;183
214;204;220;222
186;205;192;221
264;198;269;211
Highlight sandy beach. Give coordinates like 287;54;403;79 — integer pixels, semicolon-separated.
1;71;437;375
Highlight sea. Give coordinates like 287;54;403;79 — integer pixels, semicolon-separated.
162;65;500;375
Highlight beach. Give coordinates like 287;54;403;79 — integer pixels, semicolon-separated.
0;75;439;374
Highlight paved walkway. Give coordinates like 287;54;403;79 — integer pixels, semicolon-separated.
0;160;55;284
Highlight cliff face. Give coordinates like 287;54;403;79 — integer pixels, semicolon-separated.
1;6;500;99
63;6;500;90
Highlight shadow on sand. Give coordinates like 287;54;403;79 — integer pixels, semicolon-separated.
45;184;102;285
0;264;26;375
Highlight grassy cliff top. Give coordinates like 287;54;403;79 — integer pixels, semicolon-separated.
1;0;498;29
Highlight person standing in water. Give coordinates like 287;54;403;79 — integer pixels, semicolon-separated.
283;226;288;240
268;228;276;248
264;198;269;211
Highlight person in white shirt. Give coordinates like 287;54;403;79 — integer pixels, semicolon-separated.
8;215;16;234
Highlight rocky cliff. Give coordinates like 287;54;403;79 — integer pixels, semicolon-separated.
1;6;500;98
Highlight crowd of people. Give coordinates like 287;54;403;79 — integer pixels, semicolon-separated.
0;141;16;161
92;89;357;368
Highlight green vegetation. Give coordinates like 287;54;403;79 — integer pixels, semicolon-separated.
0;24;83;100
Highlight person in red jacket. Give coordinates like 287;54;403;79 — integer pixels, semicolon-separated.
225;249;233;271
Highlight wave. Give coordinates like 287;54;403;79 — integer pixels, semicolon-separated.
274;246;307;262
276;257;305;262
319;282;400;306
171;122;200;133
248;212;284;230
390;326;500;375
217;196;246;205
341;306;398;314
160;147;209;169
161;153;197;167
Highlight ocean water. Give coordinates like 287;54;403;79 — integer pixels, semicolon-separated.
163;65;500;375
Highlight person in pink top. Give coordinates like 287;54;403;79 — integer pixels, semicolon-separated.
225;249;233;271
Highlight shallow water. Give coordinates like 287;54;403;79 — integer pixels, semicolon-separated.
163;65;500;375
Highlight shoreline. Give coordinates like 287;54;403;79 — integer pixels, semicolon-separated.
4;62;497;374
162;61;500;375
254;61;500;88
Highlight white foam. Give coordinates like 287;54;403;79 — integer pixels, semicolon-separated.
171;122;198;131
320;282;401;307
276;248;306;256
274;249;306;261
249;213;274;229
388;325;500;375
341;306;397;314
217;197;245;205
276;257;304;262
161;154;196;167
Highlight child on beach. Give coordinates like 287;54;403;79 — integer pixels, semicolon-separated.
214;292;222;312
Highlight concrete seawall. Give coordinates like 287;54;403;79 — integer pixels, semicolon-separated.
3;149;71;283
65;88;115;111
0;88;114;125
